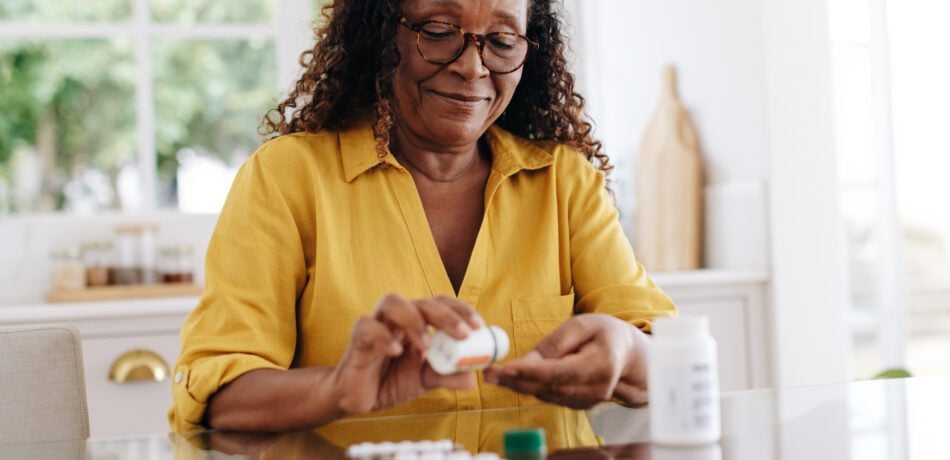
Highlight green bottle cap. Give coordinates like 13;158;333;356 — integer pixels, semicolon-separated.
504;428;547;455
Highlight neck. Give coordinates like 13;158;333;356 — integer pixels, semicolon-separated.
391;125;485;183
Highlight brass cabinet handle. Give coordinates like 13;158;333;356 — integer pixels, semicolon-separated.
108;349;170;383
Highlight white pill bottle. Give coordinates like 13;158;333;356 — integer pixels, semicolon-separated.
648;316;721;445
426;326;510;375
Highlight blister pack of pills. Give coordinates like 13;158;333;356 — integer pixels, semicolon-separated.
345;439;502;460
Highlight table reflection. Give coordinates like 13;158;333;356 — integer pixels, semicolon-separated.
171;405;599;459
4;376;950;459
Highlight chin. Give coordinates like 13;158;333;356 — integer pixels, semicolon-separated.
425;116;488;145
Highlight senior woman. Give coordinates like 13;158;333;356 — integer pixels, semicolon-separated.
169;0;676;433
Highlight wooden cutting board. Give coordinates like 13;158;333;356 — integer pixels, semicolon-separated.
635;65;704;271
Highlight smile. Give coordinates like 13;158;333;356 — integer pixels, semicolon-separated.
430;90;490;109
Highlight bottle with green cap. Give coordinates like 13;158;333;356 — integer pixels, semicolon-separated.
503;428;546;460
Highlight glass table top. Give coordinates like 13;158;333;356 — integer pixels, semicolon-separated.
3;376;950;459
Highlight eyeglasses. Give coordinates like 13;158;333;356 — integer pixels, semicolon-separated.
398;16;539;74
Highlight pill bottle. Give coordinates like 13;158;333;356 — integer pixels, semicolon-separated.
426;325;510;375
648;316;721;445
503;428;546;460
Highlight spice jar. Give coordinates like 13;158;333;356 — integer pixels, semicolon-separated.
50;247;86;291
110;223;159;285
82;240;112;287
158;244;195;283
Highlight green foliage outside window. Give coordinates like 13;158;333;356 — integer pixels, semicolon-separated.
0;0;131;21
152;39;276;206
0;40;136;211
0;0;305;213
150;0;276;23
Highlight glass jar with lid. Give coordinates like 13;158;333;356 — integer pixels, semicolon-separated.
50;247;86;291
158;244;195;284
81;240;112;287
110;223;159;285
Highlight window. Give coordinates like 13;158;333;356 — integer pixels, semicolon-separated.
830;0;950;378
0;0;314;214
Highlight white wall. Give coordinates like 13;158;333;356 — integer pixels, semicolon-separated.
564;0;772;271
761;0;851;386
570;0;770;186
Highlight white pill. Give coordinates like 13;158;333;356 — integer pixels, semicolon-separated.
420;452;446;460
347;443;371;457
415;441;437;451
436;440;455;451
446;451;473;460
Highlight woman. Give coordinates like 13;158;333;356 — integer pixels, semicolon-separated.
169;0;676;433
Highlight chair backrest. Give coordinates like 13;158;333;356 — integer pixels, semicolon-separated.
0;325;90;446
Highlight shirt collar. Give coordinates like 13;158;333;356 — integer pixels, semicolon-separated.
339;117;555;183
484;124;556;177
339;116;404;183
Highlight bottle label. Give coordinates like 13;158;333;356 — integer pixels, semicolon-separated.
657;363;719;433
455;354;492;369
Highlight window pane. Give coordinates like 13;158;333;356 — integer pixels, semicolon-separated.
152;39;276;213
150;0;276;23
0;40;136;214
0;0;132;21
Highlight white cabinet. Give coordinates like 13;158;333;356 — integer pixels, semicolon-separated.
652;270;771;391
82;333;181;437
0;298;194;438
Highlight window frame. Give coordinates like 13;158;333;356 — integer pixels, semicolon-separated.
0;0;314;212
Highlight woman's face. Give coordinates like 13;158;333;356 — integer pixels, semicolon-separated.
393;0;529;150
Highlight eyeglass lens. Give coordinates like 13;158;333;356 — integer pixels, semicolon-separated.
416;22;529;73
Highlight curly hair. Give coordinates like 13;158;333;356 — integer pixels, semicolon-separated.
261;0;611;176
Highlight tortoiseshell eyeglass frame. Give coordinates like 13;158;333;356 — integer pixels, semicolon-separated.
398;16;540;74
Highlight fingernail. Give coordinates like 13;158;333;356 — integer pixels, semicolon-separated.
456;322;473;335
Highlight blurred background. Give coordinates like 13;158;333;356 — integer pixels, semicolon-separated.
1;0;948;391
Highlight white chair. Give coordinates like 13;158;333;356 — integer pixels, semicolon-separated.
0;325;90;446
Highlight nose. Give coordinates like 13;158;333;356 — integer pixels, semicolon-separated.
446;36;490;80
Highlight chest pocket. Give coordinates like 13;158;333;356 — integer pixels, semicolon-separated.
510;292;575;358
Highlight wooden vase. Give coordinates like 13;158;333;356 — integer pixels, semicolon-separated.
634;65;704;271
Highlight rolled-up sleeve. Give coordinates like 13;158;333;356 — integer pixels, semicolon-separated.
560;151;677;332
169;144;310;431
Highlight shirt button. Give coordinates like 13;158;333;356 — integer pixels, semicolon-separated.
174;371;184;383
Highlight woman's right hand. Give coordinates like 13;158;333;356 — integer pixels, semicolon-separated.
330;294;485;415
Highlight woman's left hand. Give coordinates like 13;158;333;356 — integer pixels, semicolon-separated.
483;314;649;409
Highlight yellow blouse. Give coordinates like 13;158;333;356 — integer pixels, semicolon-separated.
169;117;676;431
